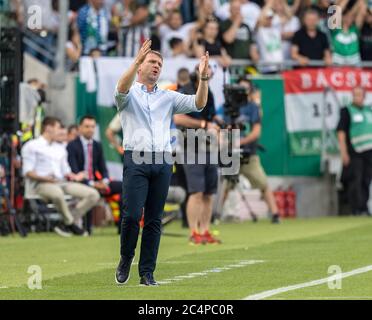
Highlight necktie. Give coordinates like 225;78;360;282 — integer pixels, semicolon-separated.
87;142;94;180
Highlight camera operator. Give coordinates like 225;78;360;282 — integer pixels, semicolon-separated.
173;64;222;245
220;77;280;224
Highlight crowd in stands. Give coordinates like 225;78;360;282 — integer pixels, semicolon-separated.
7;0;372;71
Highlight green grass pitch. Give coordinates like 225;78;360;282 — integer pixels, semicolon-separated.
1;217;372;300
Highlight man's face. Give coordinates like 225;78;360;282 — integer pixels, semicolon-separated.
55;128;68;143
68;128;78;142
79;119;96;140
49;122;61;141
169;12;183;29
353;87;365;107
91;0;104;9
230;1;241;17
304;12;319;30
138;53;163;84
239;80;252;98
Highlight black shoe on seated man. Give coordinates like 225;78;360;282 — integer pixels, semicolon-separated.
271;213;280;224
115;256;134;285
140;273;159;286
65;223;86;236
53;224;72;237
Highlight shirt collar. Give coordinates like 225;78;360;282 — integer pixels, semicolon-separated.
80;135;93;146
135;81;158;93
39;135;53;145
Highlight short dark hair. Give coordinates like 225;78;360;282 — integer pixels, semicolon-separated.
169;37;183;49
41;116;61;133
79;115;96;125
68;124;78;133
237;76;252;85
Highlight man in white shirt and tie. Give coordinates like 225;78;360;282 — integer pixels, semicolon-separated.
114;39;209;286
21;117;100;237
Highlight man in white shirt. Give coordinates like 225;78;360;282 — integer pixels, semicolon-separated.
114;39;209;286
21;117;100;237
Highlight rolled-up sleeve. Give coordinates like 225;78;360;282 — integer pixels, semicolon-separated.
114;85;131;112
21;142;36;176
171;91;203;114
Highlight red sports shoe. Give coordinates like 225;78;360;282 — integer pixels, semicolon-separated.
189;231;206;245
202;231;222;244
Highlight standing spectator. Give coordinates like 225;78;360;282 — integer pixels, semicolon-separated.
330;0;366;66
66;23;82;71
173;64;221;245
220;0;258;60
271;0;300;60
360;5;372;61
220;77;280;223
111;0;134;29
193;18;231;67
169;37;189;58
291;8;332;67
216;0;261;31
21;117;100;236
252;6;283;73
117;1;153;57
196;0;218;27
158;9;195;57
77;0;110;56
19;0;59;66
337;86;372;216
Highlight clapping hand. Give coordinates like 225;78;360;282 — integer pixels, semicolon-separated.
135;39;152;66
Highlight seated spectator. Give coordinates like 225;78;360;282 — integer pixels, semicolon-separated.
67;115;122;200
360;5;372;61
169;37;189;58
252;6;283;73
271;0;300;60
21;117;100;237
66;23;82;71
291;8;332;67
220;0;258;61
158;9;195;57
216;0;261;31
77;0;110;56
193;18;232;67
67;125;79;142
330;0;366;66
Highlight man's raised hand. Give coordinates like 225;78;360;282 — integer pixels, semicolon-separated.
199;51;209;78
135;39;152;66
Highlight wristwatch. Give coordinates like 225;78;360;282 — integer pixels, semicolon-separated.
200;75;209;81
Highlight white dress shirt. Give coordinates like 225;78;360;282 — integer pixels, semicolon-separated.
22;136;71;181
114;81;202;152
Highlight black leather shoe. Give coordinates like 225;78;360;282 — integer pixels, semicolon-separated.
271;214;280;224
140;273;159;286
115;256;134;285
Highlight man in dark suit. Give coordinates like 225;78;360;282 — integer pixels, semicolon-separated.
67;115;122;231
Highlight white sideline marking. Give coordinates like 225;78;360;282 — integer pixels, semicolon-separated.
0;286;8;289
157;260;264;285
244;265;372;300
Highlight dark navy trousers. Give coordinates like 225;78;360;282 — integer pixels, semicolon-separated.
120;151;172;276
